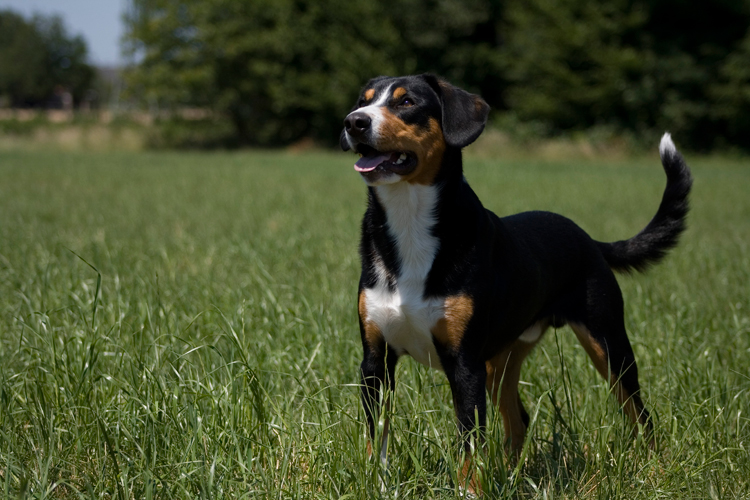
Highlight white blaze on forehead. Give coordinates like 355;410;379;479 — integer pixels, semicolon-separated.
344;84;394;150
368;84;394;107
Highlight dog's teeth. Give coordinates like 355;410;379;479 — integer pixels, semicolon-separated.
399;153;407;160
395;158;403;164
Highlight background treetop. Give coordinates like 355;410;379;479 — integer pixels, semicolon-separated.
0;9;94;108
123;0;750;151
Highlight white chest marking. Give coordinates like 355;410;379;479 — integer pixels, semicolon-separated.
363;183;445;369
344;84;393;151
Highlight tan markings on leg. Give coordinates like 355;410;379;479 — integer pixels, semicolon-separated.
486;337;541;455
359;290;384;351
392;87;407;100
569;322;609;378
458;454;482;496
364;88;375;101
431;295;473;350
376;113;446;186
569;322;649;427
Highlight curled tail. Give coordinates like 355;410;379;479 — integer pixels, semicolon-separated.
598;133;693;273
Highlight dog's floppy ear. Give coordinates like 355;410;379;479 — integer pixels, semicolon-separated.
340;128;351;151
423;74;490;148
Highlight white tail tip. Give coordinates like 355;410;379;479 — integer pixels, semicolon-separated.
659;132;676;158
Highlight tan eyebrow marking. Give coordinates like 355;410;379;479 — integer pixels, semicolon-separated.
364;88;375;101
392;87;407;99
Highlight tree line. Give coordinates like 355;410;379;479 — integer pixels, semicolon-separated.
124;0;750;151
0;10;95;109
4;2;749;151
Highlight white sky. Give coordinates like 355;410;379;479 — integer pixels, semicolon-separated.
0;0;126;66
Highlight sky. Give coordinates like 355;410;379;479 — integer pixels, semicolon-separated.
0;0;126;66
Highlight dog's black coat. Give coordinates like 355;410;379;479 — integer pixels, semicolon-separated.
341;74;692;469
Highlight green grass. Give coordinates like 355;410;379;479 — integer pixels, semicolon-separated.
0;148;748;499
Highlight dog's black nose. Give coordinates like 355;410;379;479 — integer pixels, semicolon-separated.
344;112;371;137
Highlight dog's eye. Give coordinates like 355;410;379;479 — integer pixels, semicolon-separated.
398;97;414;108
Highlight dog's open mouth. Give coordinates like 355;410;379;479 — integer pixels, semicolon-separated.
354;144;416;175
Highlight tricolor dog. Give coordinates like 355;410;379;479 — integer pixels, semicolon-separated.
340;74;692;492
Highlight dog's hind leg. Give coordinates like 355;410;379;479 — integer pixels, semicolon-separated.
569;275;653;444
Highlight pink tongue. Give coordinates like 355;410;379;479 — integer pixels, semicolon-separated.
355;153;395;172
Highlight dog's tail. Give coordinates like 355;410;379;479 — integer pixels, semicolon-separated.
598;133;693;274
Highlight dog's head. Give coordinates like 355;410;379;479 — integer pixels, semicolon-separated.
341;75;490;186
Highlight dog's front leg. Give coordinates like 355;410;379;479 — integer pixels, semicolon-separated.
360;342;398;464
442;353;488;495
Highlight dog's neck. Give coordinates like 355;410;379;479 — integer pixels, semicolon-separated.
367;149;470;286
362;146;485;296
372;182;441;289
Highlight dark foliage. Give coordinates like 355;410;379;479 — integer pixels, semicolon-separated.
124;0;750;151
0;10;95;108
502;0;750;150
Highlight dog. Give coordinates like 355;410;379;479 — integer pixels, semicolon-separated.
340;74;692;493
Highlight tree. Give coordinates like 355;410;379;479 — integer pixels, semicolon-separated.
124;0;750;150
712;32;750;148
124;0;402;145
0;10;49;106
499;0;750;150
123;0;507;146
36;14;96;106
0;10;95;108
385;0;506;110
500;0;652;131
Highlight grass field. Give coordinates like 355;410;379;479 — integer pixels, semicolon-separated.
0;147;749;499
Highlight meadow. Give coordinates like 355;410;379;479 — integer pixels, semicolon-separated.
0;146;748;498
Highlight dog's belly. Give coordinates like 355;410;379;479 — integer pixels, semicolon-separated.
364;284;445;370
